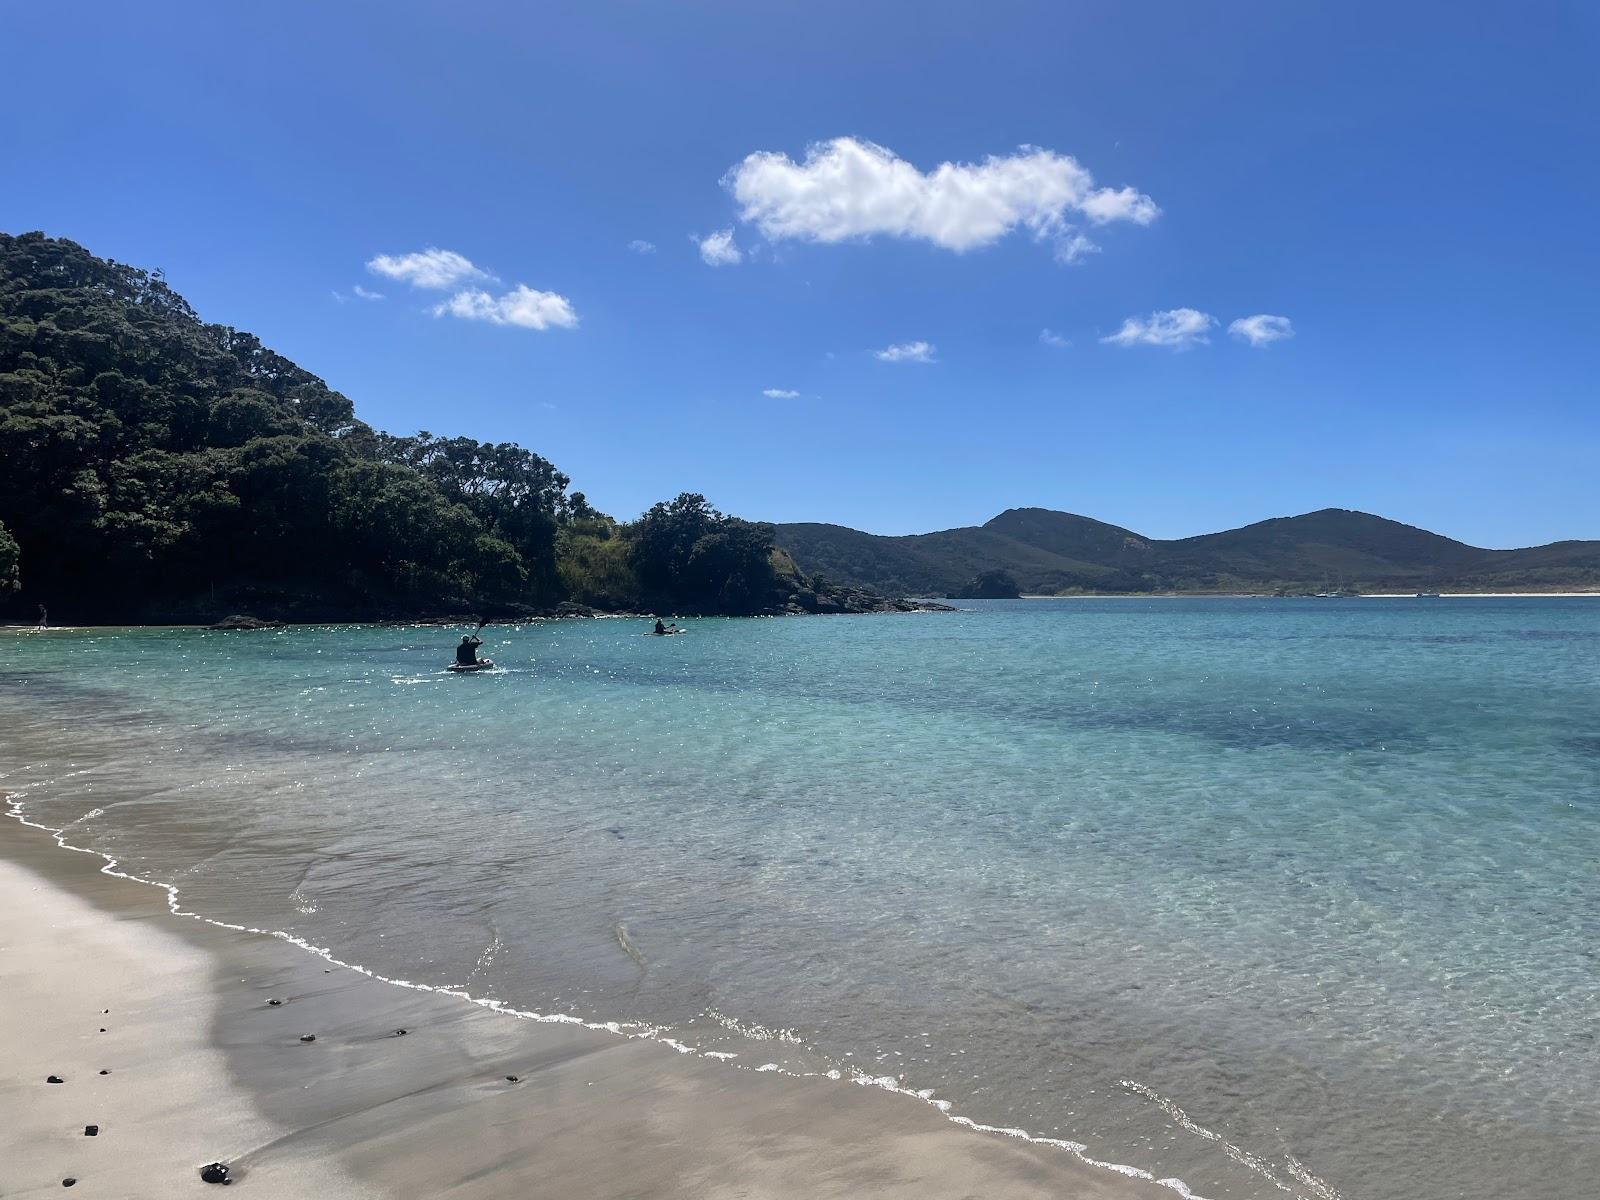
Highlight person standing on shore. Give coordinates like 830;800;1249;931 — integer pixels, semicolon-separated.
36;604;46;630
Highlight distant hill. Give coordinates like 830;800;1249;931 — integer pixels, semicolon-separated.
774;520;1116;597
773;507;1600;595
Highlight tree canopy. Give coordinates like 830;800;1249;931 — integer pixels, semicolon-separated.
629;493;779;614
0;519;18;595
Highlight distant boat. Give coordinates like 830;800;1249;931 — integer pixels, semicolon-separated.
1415;591;1441;598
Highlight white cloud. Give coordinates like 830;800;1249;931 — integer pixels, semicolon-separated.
724;137;1157;262
875;340;936;364
762;388;800;399
1078;187;1159;224
1053;233;1100;264
627;239;656;255
367;247;493;290
366;247;573;332
1039;328;1069;348
1228;314;1294;347
697;228;742;266
1101;308;1215;350
434;284;578;331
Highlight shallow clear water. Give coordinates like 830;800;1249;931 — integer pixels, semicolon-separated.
3;599;1598;1199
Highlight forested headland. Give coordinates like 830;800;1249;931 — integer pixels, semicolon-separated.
0;232;915;623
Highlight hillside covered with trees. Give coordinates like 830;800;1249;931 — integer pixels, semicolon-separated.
0;232;912;622
776;507;1600;596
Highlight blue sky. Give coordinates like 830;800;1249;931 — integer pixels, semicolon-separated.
4;2;1597;546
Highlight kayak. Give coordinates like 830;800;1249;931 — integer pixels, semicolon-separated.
446;658;496;672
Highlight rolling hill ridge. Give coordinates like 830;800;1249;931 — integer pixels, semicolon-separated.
773;507;1600;595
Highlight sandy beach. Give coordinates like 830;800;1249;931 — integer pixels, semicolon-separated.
0;817;1171;1199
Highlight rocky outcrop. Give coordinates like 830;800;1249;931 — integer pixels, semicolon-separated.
209;614;283;630
949;569;1022;599
781;585;951;615
768;546;950;615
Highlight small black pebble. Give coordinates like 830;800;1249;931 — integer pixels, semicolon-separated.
101;1009;109;1014
267;998;282;1006
394;1028;408;1036
99;1028;107;1033
299;1034;316;1042
47;1075;64;1084
62;1178;76;1188
200;1162;231;1184
505;1075;519;1082
85;1125;99;1136
99;1070;110;1075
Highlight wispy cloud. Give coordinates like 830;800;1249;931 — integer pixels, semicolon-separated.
332;284;387;304
697;228;742;266
1101;308;1215;349
367;247;493;290
725;137;1157;263
762;388;801;399
1039;328;1069;348
370;246;575;333
433;285;578;331
1228;314;1294;347
627;239;656;255
875;340;936;364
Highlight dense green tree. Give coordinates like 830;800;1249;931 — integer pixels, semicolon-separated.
376;431;568;602
630;493;778;613
327;461;481;599
206;390;302;447
0;519;18;594
556;515;639;609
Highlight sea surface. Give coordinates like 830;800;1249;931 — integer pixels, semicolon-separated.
3;598;1598;1199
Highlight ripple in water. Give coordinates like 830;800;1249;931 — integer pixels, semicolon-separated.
3;598;1598;1200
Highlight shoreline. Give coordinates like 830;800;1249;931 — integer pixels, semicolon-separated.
1015;591;1600;599
7;587;1600;633
1;811;1180;1200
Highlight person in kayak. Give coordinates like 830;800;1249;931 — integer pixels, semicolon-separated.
456;633;483;665
654;619;668;635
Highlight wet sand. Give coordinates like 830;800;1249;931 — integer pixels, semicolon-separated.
0;818;1171;1199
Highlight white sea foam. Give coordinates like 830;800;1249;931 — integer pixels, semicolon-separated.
4;794;1255;1200
1120;1079;1341;1199
706;1008;802;1043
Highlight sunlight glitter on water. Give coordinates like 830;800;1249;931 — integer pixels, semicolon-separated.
3;598;1598;1200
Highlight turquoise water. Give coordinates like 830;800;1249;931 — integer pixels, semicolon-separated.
3;599;1598;1199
